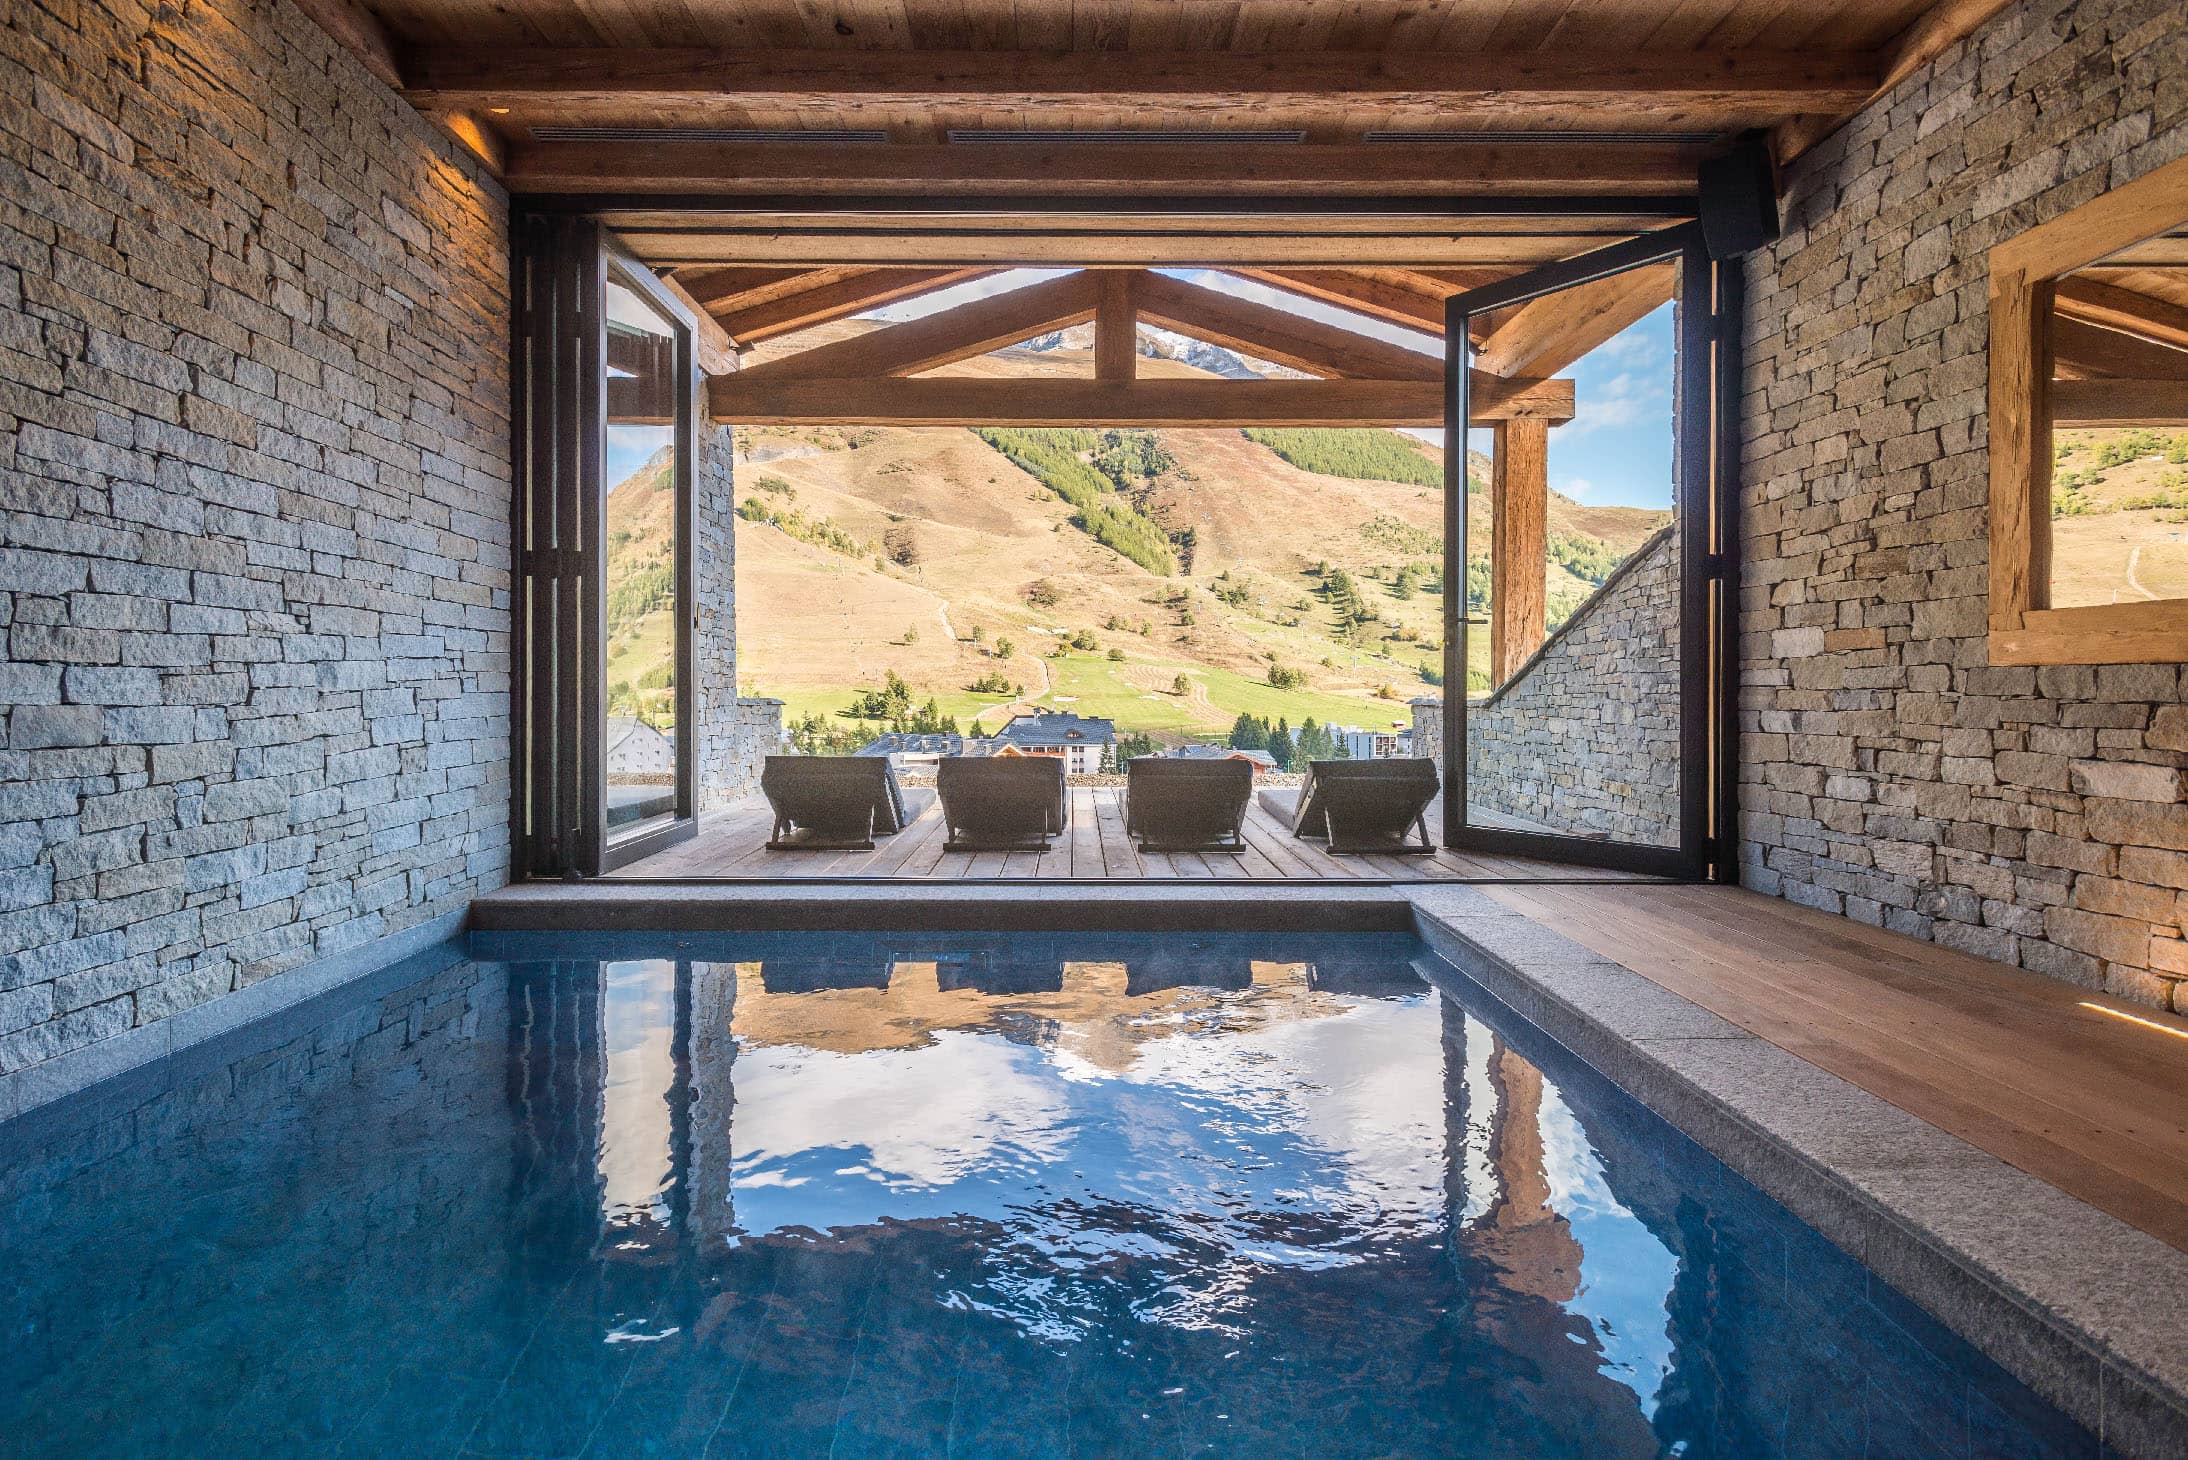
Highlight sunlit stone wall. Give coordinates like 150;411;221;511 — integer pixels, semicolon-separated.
0;0;511;1079
1466;530;1681;844
1741;0;2188;1006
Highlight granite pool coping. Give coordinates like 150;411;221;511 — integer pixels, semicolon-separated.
1406;882;2188;1460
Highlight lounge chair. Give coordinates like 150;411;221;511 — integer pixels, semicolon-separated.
759;754;932;850
1274;758;1439;854
1121;756;1252;853
936;755;1068;852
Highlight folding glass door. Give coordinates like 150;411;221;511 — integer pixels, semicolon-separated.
1441;226;1737;879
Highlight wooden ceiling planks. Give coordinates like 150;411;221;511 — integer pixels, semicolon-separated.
349;0;1951;177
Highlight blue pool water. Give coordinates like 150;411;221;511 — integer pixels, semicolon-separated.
0;931;2094;1458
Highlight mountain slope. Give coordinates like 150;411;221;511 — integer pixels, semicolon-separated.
618;323;1671;740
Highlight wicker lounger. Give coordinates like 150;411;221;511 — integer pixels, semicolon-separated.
759;754;931;850
935;755;1068;852
1288;758;1439;854
1122;756;1252;853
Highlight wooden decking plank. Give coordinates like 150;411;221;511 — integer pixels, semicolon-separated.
1482;883;2188;1252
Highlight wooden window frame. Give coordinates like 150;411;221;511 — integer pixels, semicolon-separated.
1987;153;2188;666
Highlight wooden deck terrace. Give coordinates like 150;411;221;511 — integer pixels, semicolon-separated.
614;784;1656;881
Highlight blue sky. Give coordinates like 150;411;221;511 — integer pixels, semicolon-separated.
852;267;1679;512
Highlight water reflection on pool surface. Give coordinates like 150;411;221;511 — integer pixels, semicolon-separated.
0;932;2092;1457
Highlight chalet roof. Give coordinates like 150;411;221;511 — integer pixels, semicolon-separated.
855;732;964;757
1172;745;1277;769
993;712;1116;749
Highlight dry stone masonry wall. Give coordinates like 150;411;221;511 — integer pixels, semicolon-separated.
692;419;782;807
0;0;511;1076
1739;0;2188;1007
1467;530;1682;845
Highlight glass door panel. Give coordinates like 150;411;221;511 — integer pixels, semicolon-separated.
1444;231;1720;878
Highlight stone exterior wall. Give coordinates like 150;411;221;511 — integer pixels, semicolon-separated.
0;0;511;1075
1468;530;1682;844
1739;0;2188;1007
692;419;779;806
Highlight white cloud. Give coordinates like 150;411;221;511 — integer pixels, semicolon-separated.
1558;476;1597;500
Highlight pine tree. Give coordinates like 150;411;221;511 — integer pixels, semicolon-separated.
1268;725;1294;772
1228;712;1268;751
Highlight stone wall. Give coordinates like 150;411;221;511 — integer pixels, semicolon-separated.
1468;529;1681;844
0;0;511;1075
692;419;779;806
1739;0;2188;1006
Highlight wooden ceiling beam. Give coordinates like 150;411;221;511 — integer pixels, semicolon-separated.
1775;0;2017;166
621;234;1621;268
1131;272;1437;380
711;268;996;344
2055;278;2188;354
741;273;1100;381
672;265;845;311
1472;261;1677;378
2051;378;2188;427
503;140;1704;197
291;0;403;90
405;47;1879;116
653;274;740;375
1095;273;1135;383
708;376;1573;429
1221;268;1452;332
2050;318;2188;383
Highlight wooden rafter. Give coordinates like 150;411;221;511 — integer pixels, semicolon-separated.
290;0;403;90
1472;261;1676;379
1776;0;2017;165
1131;272;1436;380
737;273;1100;381
710;268;995;344
672;266;844;311
2050;318;2188;382
707;376;1572;429
1221;268;1452;333
2055;278;2188;353
502;140;1705;197
652;274;740;375
405;47;1878;117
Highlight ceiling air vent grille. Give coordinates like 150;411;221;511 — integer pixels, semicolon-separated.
1364;129;1723;145
528;126;892;144
946;129;1307;146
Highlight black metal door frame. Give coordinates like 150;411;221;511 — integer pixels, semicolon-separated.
1440;222;1739;881
512;218;702;878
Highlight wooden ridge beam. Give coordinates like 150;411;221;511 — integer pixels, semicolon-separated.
711;268;994;344
406;47;1879;114
739;273;1100;381
503;141;1705;198
708;375;1571;428
1132;271;1437;380
1473;261;1676;378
